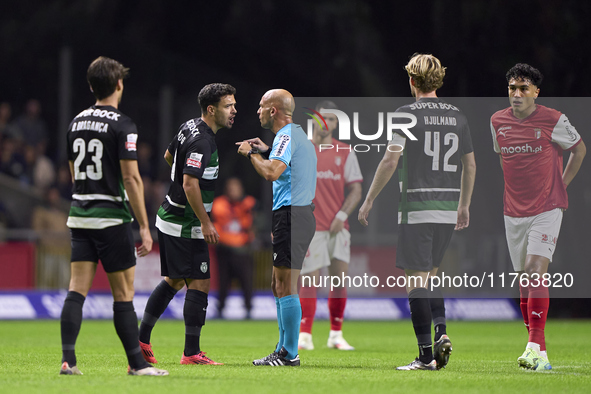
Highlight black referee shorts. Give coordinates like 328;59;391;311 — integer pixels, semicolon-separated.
70;223;136;273
158;230;210;279
272;205;315;270
396;223;455;272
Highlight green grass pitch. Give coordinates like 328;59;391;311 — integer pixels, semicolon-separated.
1;320;590;393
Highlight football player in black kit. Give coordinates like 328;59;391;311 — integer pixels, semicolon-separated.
359;54;476;370
60;56;168;376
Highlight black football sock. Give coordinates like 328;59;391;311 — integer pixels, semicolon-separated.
183;289;208;357
139;280;178;343
113;301;149;370
60;291;86;366
429;284;447;341
409;287;433;364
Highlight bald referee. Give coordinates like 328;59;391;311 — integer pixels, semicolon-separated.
237;89;317;366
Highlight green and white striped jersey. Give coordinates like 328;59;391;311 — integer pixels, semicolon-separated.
156;118;219;239
392;98;473;224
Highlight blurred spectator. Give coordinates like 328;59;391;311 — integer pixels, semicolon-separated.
23;141;56;189
0;102;22;142
55;162;73;200
138;141;157;181
0;136;27;181
211;177;256;319
31;186;70;288
15;99;48;149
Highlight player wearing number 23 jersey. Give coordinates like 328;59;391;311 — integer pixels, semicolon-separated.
66;105;139;228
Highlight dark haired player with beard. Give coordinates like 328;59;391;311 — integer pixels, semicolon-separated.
491;64;585;371
139;83;237;366
61;56;167;376
359;53;476;370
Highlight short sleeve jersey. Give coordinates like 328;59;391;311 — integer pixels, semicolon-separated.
66;105;138;229
155;118;219;239
269;123;317;210
313;139;363;231
490;105;582;217
393;98;473;225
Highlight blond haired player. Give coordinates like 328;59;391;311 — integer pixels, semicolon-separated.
359;54;476;370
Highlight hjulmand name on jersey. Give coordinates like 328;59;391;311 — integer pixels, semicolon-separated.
500;143;542;155
75;108;121;120
423;116;457;126
71;120;109;133
409;102;459;111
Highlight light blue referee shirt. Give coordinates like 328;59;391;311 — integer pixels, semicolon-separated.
269;123;317;211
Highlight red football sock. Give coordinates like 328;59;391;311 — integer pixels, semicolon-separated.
328;287;347;331
299;286;317;334
528;283;549;351
519;283;529;333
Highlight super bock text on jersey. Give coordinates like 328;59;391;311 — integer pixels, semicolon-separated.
155;118;219;239
66;105;139;229
394;98;473;225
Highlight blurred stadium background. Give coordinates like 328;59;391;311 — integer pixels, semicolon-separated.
1;0;591;320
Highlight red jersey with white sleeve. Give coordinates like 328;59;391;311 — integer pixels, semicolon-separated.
490;104;582;217
313;138;363;231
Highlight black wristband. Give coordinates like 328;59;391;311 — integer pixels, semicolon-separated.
247;149;256;159
260;149;271;159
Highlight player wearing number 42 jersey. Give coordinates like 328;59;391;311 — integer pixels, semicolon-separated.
62;56;167;376
359;53;476;371
490;63;586;371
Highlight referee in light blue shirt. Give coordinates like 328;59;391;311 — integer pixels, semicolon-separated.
238;89;316;367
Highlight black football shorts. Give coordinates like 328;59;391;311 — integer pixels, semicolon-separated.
396;223;455;272
272;205;315;270
70;223;136;273
158;230;210;279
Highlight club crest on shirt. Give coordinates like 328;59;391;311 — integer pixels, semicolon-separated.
534;128;542;139
335;156;342;166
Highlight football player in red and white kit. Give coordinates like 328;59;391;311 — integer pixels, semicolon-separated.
298;101;362;351
490;63;586;371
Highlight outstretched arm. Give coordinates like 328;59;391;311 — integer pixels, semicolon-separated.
237;141;286;181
